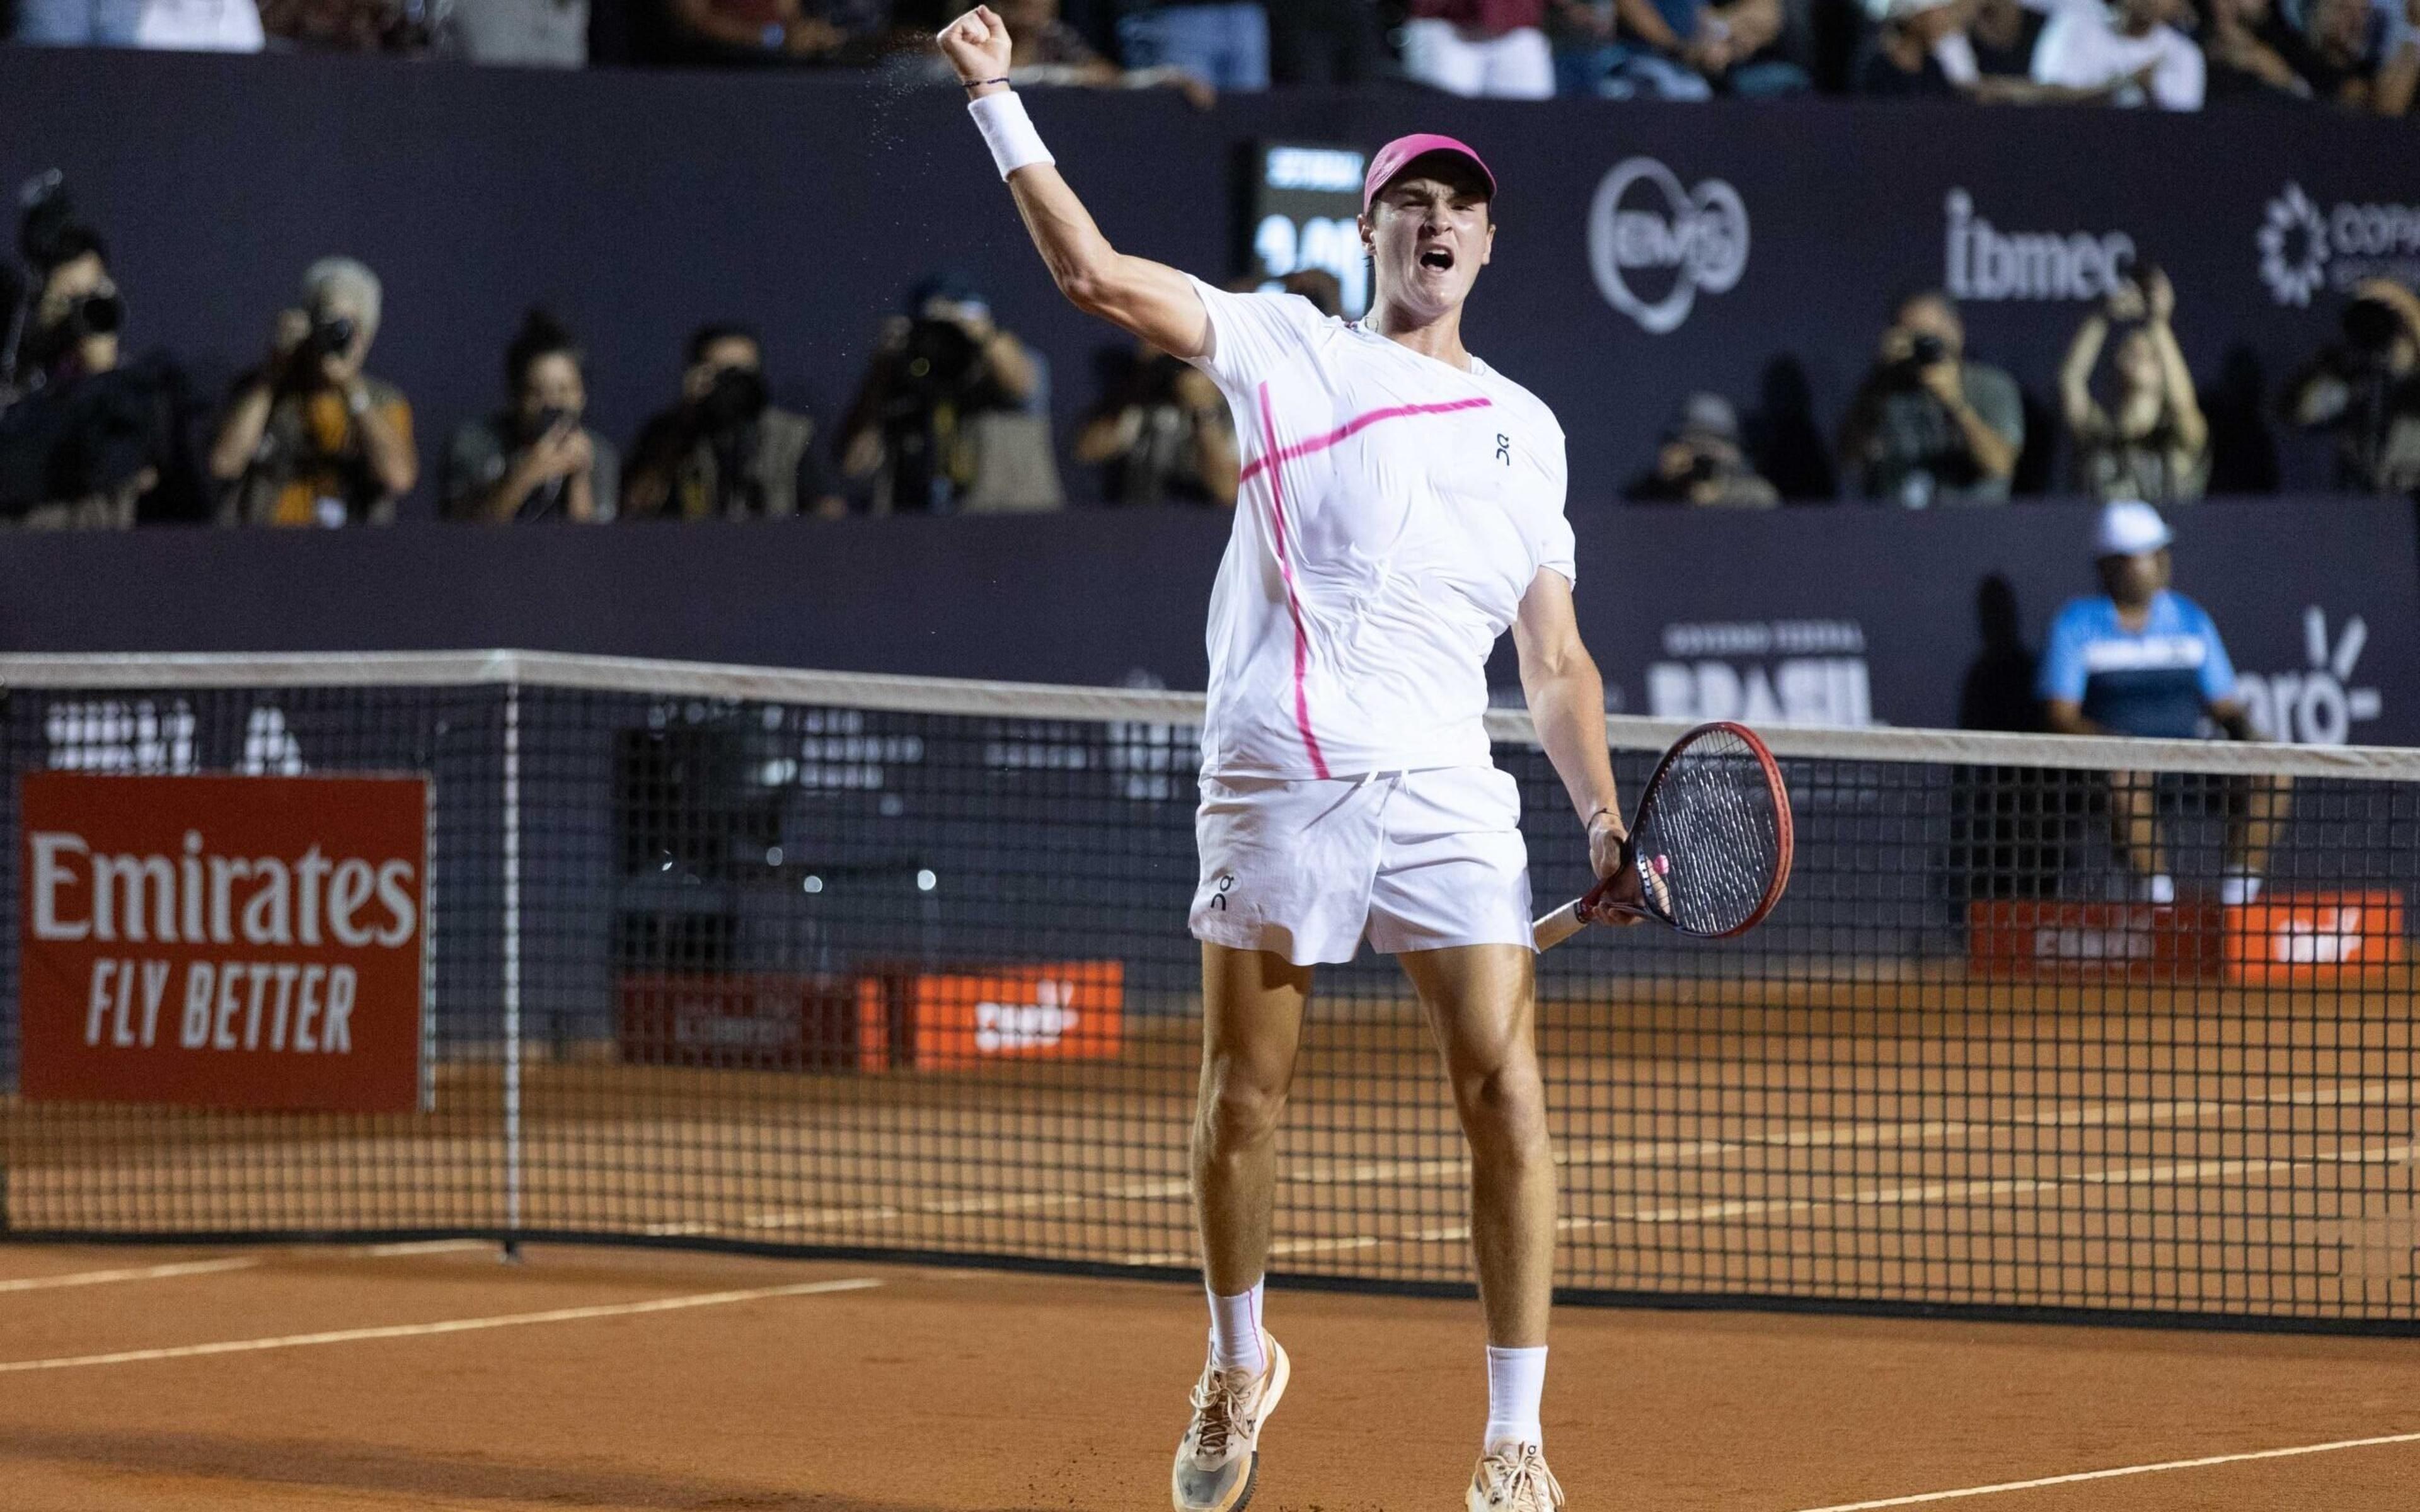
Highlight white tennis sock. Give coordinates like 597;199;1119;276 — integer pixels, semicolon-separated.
1206;1279;1265;1374
1484;1344;1548;1451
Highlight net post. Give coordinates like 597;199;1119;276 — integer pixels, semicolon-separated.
501;679;524;1262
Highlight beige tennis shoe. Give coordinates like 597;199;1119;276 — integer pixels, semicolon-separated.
1170;1332;1289;1512
1468;1441;1567;1511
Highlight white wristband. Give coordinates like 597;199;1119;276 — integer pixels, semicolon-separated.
967;90;1054;181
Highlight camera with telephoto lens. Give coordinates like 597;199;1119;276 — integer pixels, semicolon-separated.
1887;331;1950;390
895;316;982;405
694;365;769;439
16;170;80;272
305;314;357;361
66;291;122;339
2342;297;2406;370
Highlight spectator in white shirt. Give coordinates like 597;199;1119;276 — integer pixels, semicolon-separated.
2031;0;2206;106
1402;0;1559;97
14;0;260;45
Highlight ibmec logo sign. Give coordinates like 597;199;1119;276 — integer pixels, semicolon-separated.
19;773;429;1113
1588;158;1748;335
1942;189;2136;302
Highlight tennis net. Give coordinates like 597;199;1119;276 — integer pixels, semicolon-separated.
1;650;2414;1332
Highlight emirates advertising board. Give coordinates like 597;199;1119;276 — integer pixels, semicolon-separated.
18;773;430;1113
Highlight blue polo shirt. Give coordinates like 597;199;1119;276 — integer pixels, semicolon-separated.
2037;590;2236;739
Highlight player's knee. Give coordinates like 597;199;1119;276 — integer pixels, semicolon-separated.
1457;1063;1547;1158
1196;1060;1289;1150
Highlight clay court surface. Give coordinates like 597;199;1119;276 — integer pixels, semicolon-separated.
0;1239;2414;1511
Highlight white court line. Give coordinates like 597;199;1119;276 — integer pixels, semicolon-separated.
923;1192;1088;1217
354;1240;494;1258
0;1276;882;1375
0;1239;501;1295
1267;1236;1380;1257
1616;1143;2420;1227
695;1082;2417;1244
0;1257;262;1293
1470;1083;2415;1183
743;1205;904;1230
736;1179;1189;1232
1789;1429;2420;1510
1408;1217;1601;1246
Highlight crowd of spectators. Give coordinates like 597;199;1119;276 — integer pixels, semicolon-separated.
7;0;2416;113
3;164;2416;529
1634;269;2420;508
1626;265;2420;508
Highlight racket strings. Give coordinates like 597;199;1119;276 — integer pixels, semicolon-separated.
1634;728;1785;936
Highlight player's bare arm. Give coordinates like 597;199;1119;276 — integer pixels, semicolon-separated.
935;7;1208;360
1512;567;1625;884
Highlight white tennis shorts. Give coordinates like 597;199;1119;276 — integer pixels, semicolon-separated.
1189;766;1534;966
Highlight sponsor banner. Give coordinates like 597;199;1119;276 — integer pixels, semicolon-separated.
1643;617;1872;726
1970;893;2414;983
1942;188;2135;305
2259;183;2420;309
906;962;1124;1073
1545;497;2420;741
4;55;2416;511
2225;891;2408;985
18;773;428;1113
613;963;1124;1074
615;973;882;1073
1588;156;1749;336
1968;900;2227;983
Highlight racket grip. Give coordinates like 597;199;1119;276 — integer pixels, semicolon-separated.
1531;898;1587;952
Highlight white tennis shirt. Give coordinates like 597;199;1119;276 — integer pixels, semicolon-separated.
1184;278;1576;780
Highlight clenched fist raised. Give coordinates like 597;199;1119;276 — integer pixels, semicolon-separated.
936;6;1013;86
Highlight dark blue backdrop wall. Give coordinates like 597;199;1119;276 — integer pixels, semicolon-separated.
5;54;2417;745
6;49;2418;508
0;498;2412;745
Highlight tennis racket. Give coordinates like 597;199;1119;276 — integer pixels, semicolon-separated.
1532;721;1794;950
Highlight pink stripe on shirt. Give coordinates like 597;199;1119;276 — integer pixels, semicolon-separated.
1255;381;1331;779
1236;396;1495;487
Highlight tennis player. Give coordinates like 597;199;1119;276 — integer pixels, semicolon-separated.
937;11;1633;1509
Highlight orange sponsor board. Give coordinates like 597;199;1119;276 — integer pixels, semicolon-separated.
2224;890;2407;984
908;961;1123;1072
18;773;429;1113
1967;900;2227;982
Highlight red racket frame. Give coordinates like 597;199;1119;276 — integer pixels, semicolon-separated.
1580;720;1795;939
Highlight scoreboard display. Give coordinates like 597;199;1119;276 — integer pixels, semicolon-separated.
1240;142;1369;319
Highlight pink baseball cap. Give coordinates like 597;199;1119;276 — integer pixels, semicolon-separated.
1361;133;1497;214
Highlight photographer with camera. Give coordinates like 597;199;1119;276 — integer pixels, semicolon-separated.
2060;265;2208;504
1075;335;1239;507
207;257;416;527
0;173;202;529
1623;392;1780;507
623;323;839;520
838;272;1062;513
2283;277;2420;496
443;309;618;522
1839;290;2024;507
